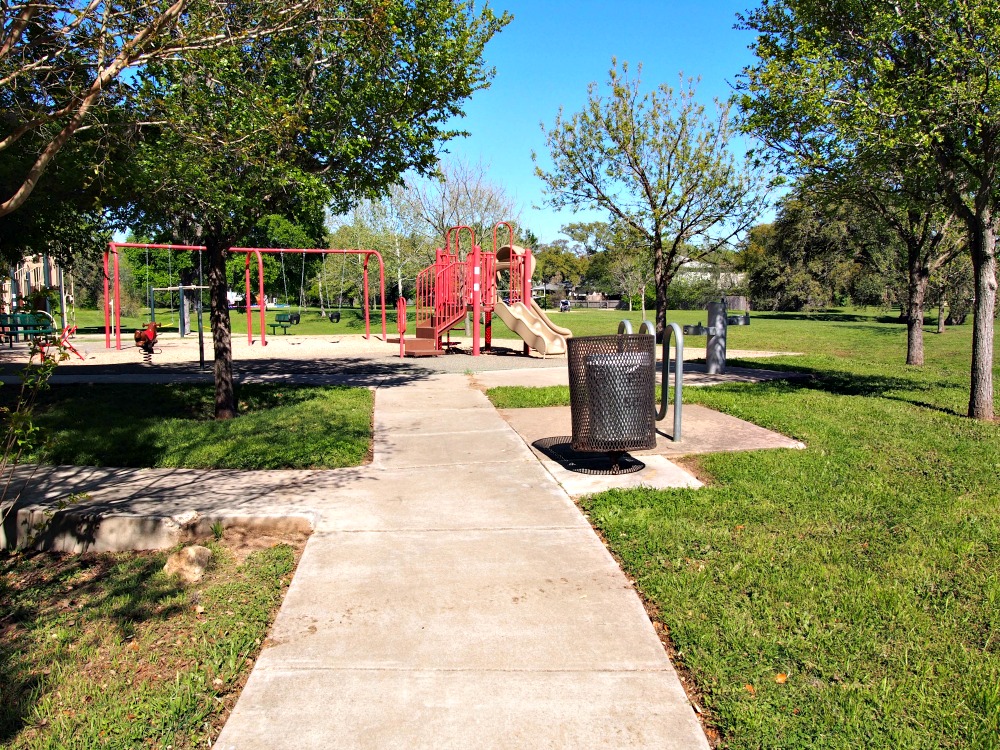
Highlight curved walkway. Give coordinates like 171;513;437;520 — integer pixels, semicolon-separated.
0;336;811;748
3;360;713;748
212;372;709;749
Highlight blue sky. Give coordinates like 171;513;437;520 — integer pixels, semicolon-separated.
439;0;763;244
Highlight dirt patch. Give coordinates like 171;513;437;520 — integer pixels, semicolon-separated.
672;455;715;486
217;526;311;563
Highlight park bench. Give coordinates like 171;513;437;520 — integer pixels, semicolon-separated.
268;312;300;335
0;311;57;347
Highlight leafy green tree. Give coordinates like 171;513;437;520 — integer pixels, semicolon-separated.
738;0;1000;417
0;0;333;217
560;222;615;258
533;242;587;288
535;60;769;339
932;253;975;329
0;132;121;266
125;1;509;418
738;189;874;311
599;223;653;314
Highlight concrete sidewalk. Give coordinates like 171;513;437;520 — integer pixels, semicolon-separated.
213;373;710;749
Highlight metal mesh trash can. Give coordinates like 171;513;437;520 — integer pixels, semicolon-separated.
568;334;657;456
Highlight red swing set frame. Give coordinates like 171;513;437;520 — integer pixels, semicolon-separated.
103;243;388;349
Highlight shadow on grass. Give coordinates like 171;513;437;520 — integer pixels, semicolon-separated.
749;311;905;325
27;382;376;469
725;358;967;416
0;549;185;743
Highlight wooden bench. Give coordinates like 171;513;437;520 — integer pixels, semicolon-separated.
268;312;300;335
0;311;57;346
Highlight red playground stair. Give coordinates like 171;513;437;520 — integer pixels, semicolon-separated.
404;226;498;357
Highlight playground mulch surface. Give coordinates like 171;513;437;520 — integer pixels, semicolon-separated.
0;333;797;383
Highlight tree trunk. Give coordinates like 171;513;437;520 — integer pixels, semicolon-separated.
208;239;237;420
653;238;668;341
905;245;929;365
968;214;997;420
937;293;945;334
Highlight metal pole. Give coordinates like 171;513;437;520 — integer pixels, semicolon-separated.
255;250;266;346
178;283;187;337
103;248;111;348
113;247;122;349
197;250;205;369
642;320;684;442
472;242;481;356
58;267;67;329
706;299;727;375
362;255;370;340
42;252;52;315
522;248;532;356
375;251;388;341
245;253;254;345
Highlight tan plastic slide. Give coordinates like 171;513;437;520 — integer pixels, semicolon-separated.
493;243;573;355
495;300;571;356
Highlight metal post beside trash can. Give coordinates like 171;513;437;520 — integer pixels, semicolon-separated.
706;300;727;375
567;334;657;471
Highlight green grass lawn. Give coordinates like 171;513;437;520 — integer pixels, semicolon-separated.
489;309;1000;749
27;384;373;469
0;539;302;748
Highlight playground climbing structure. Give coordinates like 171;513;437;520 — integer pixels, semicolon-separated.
402;223;571;357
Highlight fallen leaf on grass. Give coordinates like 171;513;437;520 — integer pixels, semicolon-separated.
775;673;788;684
744;684;756;695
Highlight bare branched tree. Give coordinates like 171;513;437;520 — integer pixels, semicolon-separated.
406;157;521;250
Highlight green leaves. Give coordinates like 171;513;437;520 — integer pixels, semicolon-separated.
536;59;770;333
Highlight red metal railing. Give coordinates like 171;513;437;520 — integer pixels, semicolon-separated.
509;252;527;304
244;249;267;345
414;259;436;329
438;260;468;330
481;252;497;312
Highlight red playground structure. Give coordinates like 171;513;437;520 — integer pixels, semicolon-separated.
401;222;571;357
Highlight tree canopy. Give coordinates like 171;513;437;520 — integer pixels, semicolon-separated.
738;0;1000;418
535;59;768;338
121;0;509;418
0;0;337;217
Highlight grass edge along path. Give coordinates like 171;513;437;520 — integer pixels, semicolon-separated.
0;538;305;749
487;311;1000;749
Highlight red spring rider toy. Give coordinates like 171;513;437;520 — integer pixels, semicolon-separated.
134;321;160;355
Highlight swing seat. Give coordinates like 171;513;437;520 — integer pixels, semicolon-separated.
328;311;341;323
